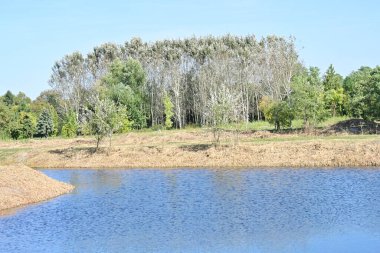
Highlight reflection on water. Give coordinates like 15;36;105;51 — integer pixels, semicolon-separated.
1;168;380;253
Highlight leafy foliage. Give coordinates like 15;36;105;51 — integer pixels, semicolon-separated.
291;67;326;129
61;111;78;138
19;112;35;138
322;65;345;117
87;97;130;150
362;67;380;120
35;109;54;138
1;35;379;143
323;65;344;91
0;101;11;137
2;90;15;106
343;66;371;117
324;87;346;117
102;58;147;129
163;93;174;129
259;97;294;131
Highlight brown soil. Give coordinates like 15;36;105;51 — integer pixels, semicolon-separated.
0;129;379;169
324;119;380;134
0;164;74;212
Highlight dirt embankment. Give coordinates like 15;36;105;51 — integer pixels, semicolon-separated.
0;165;74;212
0;129;379;169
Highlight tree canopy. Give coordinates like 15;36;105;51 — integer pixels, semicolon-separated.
0;34;379;145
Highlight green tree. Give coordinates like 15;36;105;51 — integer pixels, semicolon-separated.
35;109;54;138
14;92;32;112
324;87;346;117
260;97;294;131
343;66;372;117
8;121;22;140
2;90;15;106
88;97;129;150
19;112;35;138
291;67;326;129
362;66;380;120
35;90;64;132
322;65;345;116
0;101;11;138
61;111;78;137
323;64;344;91
163;93;174;129
102;58;148;129
206;86;241;146
30;102;59;136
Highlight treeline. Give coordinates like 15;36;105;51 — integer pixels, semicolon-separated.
0;34;379;140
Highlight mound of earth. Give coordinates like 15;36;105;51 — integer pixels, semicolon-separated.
325;119;380;134
0;165;74;212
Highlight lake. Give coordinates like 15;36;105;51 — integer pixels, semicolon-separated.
1;168;380;253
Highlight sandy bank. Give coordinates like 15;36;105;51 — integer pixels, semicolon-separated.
0;165;74;212
1;130;379;169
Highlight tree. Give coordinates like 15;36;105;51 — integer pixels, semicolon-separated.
323;64;343;91
206;85;242;145
35;89;64;123
291;67;326;129
14;92;32;111
362;66;380;120
8;121;22;140
35;109;54;138
48;35;300;129
322;65;345;116
49;52;89;124
343;66;372;118
61;111;78;137
324;87;345;117
259;97;294;131
102;58;148;129
2;90;15;106
19;112;35;138
0;101;11;138
88;97;130;150
163;93;174;129
30;102;59;136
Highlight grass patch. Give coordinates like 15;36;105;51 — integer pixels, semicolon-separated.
0;148;31;163
200;116;351;132
317;116;350;128
242;134;378;143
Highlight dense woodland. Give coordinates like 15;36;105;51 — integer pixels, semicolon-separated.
0;35;379;142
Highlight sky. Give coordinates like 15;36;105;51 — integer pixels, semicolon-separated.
0;0;379;99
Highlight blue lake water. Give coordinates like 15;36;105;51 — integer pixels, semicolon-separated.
1;168;380;253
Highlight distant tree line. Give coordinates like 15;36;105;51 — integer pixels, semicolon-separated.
0;34;379;141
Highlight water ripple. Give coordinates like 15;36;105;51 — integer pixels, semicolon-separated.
1;168;380;253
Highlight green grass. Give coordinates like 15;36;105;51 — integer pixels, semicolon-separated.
316;116;350;128
0;148;31;163
249;134;376;143
211;116;351;132
217;121;273;131
122;116;354;134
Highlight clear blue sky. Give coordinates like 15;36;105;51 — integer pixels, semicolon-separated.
1;0;379;99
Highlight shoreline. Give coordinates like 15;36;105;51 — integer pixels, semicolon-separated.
35;165;380;170
0;129;379;213
0;165;74;213
0;130;378;169
1;130;379;169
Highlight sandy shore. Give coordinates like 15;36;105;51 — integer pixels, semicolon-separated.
0;164;74;212
0;130;379;169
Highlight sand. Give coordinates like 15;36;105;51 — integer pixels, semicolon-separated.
0;164;74;212
0;129;379;169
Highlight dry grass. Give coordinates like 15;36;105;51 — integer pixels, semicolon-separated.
0;164;74;212
0;129;379;169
